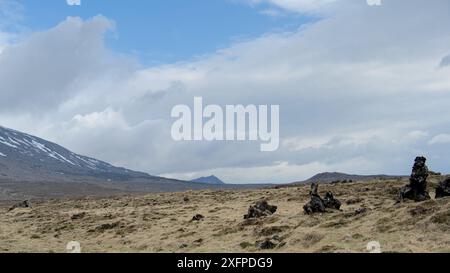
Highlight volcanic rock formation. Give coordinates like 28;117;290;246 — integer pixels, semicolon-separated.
303;183;341;214
244;200;277;219
398;156;431;202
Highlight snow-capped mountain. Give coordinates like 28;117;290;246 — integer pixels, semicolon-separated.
0;125;151;181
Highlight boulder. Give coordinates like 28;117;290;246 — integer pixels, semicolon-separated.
243;200;277;219
398;156;431;202
435;178;450;199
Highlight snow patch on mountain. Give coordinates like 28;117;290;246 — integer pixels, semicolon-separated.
0;125;151;179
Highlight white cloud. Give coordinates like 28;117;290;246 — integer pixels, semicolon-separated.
71;108;127;130
407;130;429;141
0;16;119;112
2;1;450;182
245;0;340;13
259;9;285;17
282;128;430;158
67;0;81;6
366;0;382;6
429;134;450;145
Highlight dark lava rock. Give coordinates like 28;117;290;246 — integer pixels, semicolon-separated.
303;195;326;215
257;235;284;250
192;214;205;221
244;200;277;219
398;156;431;202
8;200;32;212
258;239;277;250
354;207;367;215
193;238;203;245
303;183;341;214
323;192;342;210
435;178;450;199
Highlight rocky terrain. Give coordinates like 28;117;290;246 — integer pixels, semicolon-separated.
1;175;449;253
1;127;449;253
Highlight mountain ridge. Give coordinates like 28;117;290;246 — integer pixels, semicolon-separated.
0;125;153;181
292;172;405;185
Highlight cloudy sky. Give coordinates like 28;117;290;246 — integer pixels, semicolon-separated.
1;0;450;184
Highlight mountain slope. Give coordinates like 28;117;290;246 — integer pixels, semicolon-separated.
0;126;267;200
191;175;225;185
0;126;152;181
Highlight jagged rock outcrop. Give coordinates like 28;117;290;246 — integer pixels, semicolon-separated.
398;156;431;202
243;200;277;219
303;183;341;214
435;178;450;199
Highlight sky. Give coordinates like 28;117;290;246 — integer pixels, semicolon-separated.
12;0;315;65
1;0;450;184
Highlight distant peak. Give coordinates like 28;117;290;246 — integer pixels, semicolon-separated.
191;175;225;185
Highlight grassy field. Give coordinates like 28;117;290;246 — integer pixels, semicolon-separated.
1;176;449;253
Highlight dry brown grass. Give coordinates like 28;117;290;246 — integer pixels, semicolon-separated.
1;177;450;253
